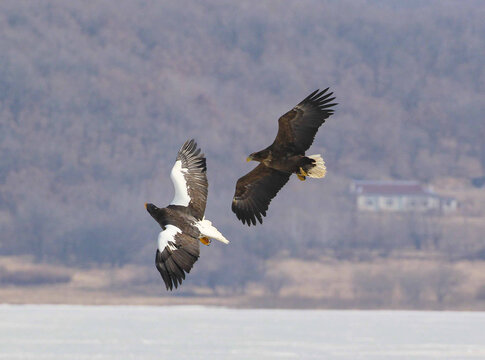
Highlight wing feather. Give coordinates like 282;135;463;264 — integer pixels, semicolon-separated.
170;139;208;220
232;164;290;226
156;226;200;291
273;88;337;154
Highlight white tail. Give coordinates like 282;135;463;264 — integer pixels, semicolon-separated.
307;154;327;178
195;219;229;244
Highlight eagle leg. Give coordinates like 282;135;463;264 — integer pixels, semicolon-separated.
297;167;307;181
199;237;211;246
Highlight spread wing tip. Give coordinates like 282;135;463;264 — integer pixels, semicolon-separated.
232;165;290;226
179;138;200;156
156;242;199;291
300;88;337;111
176;139;207;173
232;198;264;226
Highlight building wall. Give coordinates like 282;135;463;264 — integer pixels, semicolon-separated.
357;195;441;212
377;196;402;211
402;196;440;212
357;195;378;211
441;199;458;213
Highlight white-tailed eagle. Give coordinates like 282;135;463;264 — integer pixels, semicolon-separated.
232;88;337;226
146;139;229;290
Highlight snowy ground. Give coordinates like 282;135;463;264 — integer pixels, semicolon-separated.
1;305;484;359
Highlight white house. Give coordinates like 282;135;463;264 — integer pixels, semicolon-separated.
350;180;457;214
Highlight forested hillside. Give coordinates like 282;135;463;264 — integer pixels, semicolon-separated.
1;0;484;297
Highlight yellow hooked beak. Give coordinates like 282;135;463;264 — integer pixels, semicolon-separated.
246;156;252;162
144;203;148;209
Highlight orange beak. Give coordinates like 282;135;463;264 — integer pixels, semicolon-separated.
144;203;148;209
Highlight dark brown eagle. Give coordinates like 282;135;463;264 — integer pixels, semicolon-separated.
231;88;337;226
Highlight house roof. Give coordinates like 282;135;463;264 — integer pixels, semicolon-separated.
351;180;433;196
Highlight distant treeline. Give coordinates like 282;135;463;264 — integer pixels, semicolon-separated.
0;1;484;291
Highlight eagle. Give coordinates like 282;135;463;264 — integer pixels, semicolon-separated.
231;88;337;226
145;139;229;290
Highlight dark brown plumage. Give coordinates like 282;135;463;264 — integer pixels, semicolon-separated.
232;88;337;226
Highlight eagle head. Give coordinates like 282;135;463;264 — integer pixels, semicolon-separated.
247;149;270;163
145;203;160;218
145;203;168;227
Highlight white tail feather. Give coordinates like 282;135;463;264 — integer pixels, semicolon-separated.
307;154;326;178
195;219;229;244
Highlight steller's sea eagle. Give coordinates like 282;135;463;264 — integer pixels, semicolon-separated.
145;139;229;290
232;88;337;226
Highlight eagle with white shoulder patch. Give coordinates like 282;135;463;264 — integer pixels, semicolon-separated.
145;139;229;291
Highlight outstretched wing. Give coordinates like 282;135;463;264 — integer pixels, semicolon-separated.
170;139;208;220
155;225;200;291
273;88;337;154
232;164;291;226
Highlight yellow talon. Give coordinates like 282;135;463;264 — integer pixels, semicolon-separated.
299;167;308;176
297;173;306;181
199;237;211;246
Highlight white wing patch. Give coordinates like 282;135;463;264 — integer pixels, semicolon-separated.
170;160;191;207
157;225;181;252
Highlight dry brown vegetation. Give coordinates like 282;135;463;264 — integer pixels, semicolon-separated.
2;254;485;310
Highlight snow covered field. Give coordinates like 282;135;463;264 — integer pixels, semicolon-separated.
1;305;484;359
